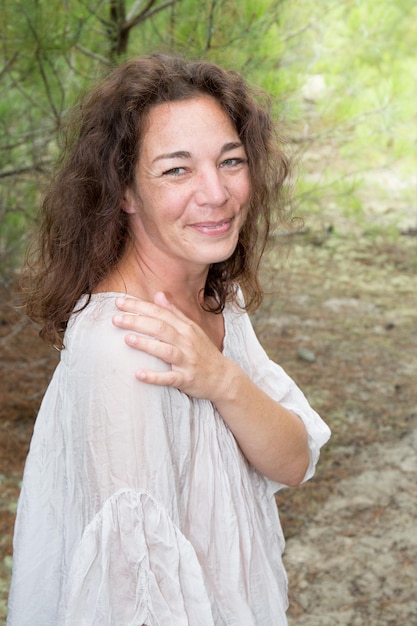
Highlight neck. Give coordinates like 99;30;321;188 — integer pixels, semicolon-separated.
98;244;211;319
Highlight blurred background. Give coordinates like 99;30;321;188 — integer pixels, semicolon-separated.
1;1;416;624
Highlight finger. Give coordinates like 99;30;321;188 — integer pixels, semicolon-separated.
115;296;143;314
115;296;166;317
113;313;180;347
124;332;181;366
116;295;188;326
153;291;171;309
153;292;195;324
115;295;169;316
135;368;180;388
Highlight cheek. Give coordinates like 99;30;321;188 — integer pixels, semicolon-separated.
152;187;187;217
241;173;252;204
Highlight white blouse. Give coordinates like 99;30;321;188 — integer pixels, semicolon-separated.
8;293;330;626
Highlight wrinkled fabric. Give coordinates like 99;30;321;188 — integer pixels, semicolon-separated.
8;293;330;626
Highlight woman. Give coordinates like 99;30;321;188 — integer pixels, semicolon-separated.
8;54;330;625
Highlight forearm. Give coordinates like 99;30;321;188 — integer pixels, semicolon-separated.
211;358;310;486
112;295;310;485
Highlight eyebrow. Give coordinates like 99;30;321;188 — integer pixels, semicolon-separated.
151;142;244;164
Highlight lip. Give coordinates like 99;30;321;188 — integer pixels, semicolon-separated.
189;218;233;236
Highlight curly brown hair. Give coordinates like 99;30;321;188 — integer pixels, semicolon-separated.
22;53;290;348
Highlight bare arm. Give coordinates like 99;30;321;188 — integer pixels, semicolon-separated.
207;358;309;485
113;293;309;486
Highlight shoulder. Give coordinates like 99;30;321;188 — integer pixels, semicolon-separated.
62;293;170;376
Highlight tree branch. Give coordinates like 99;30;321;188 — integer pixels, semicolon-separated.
0;162;52;180
123;0;180;31
107;0;182;58
75;43;112;66
126;0;147;22
20;6;63;125
0;52;19;82
204;0;218;53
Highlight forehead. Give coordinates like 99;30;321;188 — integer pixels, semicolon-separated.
141;96;239;150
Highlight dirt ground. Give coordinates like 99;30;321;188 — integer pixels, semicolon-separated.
0;225;416;624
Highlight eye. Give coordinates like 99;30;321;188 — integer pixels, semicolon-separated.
162;166;186;176
219;157;247;168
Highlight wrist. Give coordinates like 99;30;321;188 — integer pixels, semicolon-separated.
211;357;244;408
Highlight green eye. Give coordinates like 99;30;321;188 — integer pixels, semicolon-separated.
163;167;186;176
220;158;246;168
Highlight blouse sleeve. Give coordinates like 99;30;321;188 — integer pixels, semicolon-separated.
236;308;331;485
64;490;214;626
60;298;215;625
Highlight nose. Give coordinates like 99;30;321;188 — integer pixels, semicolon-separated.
194;167;228;207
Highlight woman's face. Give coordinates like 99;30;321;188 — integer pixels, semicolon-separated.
124;95;251;276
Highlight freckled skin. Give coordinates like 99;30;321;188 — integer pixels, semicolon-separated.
122;95;251;276
112;95;311;485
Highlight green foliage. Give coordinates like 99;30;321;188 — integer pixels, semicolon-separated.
0;0;416;285
275;0;417;231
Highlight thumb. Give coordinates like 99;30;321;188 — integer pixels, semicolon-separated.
153;292;191;323
154;291;172;309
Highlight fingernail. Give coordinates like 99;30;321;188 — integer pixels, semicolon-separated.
126;334;138;346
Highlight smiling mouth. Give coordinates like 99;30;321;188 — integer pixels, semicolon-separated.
190;218;233;234
198;221;229;228
190;217;233;230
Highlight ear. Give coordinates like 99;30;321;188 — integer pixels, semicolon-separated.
121;187;138;215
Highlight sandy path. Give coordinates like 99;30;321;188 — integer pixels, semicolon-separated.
285;430;417;625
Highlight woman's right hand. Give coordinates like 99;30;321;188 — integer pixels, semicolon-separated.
113;293;310;486
113;292;229;401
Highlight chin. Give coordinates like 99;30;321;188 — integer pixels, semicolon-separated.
207;240;239;263
205;250;237;266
